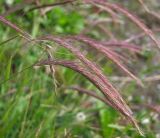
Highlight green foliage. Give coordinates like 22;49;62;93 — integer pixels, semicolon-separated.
44;7;84;34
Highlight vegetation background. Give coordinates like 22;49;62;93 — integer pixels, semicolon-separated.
0;0;160;138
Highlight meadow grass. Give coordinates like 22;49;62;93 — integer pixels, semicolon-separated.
0;1;159;138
